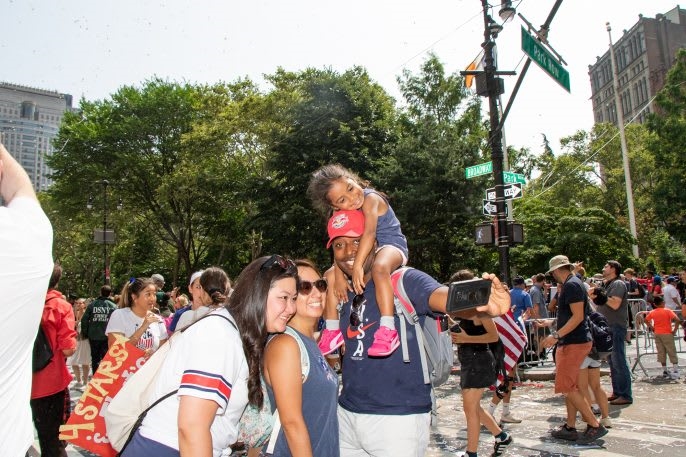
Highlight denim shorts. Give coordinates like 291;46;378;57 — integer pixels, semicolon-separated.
458;345;496;389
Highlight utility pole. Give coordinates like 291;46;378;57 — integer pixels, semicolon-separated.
607;23;640;258
88;179;122;286
481;0;511;284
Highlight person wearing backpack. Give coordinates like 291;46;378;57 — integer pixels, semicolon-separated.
31;264;77;457
576;291;613;430
325;210;511;457
121;260;299;457
597;260;633;406
540;255;608;445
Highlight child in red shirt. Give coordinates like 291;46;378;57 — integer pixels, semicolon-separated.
645;296;680;379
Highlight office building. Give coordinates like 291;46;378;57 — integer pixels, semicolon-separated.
0;83;75;191
588;6;686;126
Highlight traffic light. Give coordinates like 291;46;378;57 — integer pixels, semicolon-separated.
475;222;495;246
508;222;524;245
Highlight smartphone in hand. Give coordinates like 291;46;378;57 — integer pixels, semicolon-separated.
447;278;492;312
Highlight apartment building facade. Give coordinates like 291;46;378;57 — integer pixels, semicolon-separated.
0;83;75;191
588;6;686;127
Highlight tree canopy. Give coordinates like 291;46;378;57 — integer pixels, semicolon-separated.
42;53;686;296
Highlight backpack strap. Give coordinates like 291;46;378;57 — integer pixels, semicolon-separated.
265;327;310;455
118;312;237;456
391;268;430;385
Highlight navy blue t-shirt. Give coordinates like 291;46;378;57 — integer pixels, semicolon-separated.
556;274;591;345
338;268;441;415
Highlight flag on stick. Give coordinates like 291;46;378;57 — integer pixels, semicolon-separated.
494;310;527;385
464;50;485;88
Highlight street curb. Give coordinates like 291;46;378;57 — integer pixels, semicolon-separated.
519;367;611;381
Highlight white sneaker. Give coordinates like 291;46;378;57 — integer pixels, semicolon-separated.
600;417;613;428
500;413;522;423
670;371;680;380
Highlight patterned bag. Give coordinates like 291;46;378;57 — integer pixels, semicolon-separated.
237;327;310;453
236;380;273;448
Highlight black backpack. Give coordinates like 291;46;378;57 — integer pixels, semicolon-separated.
32;325;54;372
588;311;613;355
635;281;646;299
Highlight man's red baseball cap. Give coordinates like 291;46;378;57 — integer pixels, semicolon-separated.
326;210;365;248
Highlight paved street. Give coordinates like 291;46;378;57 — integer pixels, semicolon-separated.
427;364;686;457
40;349;686;457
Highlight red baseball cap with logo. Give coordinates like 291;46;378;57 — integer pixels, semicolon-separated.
326;210;365;248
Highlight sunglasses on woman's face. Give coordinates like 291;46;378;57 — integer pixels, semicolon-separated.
298;279;327;295
349;294;365;327
259;254;296;273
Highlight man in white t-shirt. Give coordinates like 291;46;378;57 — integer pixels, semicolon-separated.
663;277;681;311
0;143;54;456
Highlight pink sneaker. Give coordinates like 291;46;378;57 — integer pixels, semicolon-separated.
368;327;400;357
318;329;344;355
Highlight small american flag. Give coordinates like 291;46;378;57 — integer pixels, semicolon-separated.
494;310;527;384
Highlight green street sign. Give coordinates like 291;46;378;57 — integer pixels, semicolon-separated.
466;161;492;179
521;26;570;93
503;171;526;185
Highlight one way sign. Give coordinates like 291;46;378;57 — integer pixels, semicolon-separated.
482;200;509;216
485;183;523;202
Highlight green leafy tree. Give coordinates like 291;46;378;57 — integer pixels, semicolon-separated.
647;48;686;243
248;67;399;265
374;54;492;279
512;199;634;275
47;78;256;285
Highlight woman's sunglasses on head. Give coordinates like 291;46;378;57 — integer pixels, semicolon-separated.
260;254;296;273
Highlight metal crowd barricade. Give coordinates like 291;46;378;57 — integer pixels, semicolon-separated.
630;299;686;377
518;317;557;370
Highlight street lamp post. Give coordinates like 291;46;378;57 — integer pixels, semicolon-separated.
481;0;511;284
87;180;121;285
102;179;109;285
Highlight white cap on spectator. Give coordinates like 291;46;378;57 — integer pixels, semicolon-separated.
189;270;204;287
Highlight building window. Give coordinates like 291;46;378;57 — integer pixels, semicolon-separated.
596;110;604;123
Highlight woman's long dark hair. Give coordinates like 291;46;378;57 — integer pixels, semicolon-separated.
227;255;298;408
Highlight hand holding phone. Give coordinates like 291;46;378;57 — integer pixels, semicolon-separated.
446;278;492;313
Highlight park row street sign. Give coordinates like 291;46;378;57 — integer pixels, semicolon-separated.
503;171;526;185
521;26;570;93
485;183;523;202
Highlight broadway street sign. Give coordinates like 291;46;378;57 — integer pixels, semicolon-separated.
466;161;492;179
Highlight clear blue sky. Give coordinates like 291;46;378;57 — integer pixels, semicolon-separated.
2;0;681;155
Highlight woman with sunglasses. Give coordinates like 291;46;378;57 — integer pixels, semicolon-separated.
260;259;340;457
121;257;298;457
